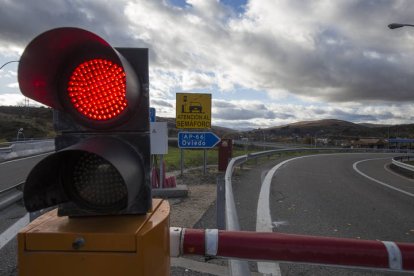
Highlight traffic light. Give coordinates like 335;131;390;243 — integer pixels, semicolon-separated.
18;27;151;216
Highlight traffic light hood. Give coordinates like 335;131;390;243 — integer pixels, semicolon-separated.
24;136;148;215
18;27;141;129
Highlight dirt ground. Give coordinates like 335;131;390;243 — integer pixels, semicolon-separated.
167;167;219;228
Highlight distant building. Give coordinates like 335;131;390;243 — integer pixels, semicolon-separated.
351;138;386;149
388;138;414;149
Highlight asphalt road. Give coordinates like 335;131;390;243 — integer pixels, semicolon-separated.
2;152;413;275
234;153;414;275
0;154;49;276
0;154;48;191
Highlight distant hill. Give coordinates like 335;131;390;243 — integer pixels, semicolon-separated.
0;106;54;142
2;106;414;143
274;119;358;129
262;119;376;138
358;123;392;128
246;119;414;141
0;106;238;142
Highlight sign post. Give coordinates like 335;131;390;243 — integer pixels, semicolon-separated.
178;131;220;175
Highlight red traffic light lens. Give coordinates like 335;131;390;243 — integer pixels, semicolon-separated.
67;58;127;121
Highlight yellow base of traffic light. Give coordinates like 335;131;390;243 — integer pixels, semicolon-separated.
18;199;170;276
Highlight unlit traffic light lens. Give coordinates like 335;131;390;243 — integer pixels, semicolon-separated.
67;58;127;121
72;153;127;209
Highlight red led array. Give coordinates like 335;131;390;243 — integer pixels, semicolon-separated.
67;58;127;121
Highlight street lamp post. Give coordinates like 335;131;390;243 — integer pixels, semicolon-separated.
16;128;25;141
388;23;414;29
0;60;19;70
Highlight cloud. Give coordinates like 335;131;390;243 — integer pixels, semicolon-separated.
213;100;293;123
0;93;25;105
151;99;173;108
0;69;17;79
182;71;215;90
6;82;18;88
2;0;414;104
1;0;414;129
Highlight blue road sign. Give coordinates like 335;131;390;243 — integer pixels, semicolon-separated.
149;107;156;122
178;132;220;149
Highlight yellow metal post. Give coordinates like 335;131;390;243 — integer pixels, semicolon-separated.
18;199;170;276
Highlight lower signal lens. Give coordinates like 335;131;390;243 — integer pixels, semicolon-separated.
72;153;127;210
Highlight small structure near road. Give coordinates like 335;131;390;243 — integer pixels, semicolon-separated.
351;138;386;149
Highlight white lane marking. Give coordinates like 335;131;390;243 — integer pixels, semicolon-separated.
255;153;398;275
0;152;50;166
353;158;414;198
0;213;29;250
256;155;310;276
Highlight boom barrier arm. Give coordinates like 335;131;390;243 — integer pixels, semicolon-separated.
170;227;414;273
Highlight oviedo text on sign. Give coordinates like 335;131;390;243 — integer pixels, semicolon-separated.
178;132;220;149
176;93;211;129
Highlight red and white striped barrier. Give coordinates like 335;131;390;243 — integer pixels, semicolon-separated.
170;228;414;272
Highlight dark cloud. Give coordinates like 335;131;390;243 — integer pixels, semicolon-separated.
213;103;292;121
2;0;414;128
213;101;237;108
151;99;173;107
0;0;147;49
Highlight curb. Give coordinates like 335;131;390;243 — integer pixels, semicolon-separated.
152;185;188;198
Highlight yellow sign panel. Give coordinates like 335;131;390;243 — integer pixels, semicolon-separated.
176;93;211;129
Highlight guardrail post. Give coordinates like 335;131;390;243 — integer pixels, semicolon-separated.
216;175;225;230
180;149;184;176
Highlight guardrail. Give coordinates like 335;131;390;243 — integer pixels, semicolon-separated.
392;155;414;172
0;182;24;210
0;139;55;162
223;147;406;276
0;146;12;153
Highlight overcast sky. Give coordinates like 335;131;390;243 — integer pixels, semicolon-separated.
0;0;414;129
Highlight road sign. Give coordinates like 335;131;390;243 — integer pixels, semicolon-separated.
150;122;168;155
176;93;211;129
149;107;156;122
178;132;220;148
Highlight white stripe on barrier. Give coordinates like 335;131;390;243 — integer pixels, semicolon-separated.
382;241;403;270
205;229;219;256
169;227;182;257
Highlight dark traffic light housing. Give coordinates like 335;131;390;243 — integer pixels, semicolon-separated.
18;27;151;216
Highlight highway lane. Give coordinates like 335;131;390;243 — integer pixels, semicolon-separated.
0;154;50;275
263;153;414;275
0;153;49;191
